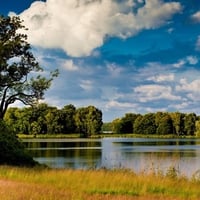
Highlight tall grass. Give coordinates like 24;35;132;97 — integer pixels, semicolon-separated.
0;166;200;200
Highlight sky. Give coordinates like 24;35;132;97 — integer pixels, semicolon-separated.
1;0;200;122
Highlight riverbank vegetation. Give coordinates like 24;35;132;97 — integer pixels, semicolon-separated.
0;166;200;200
0;121;37;166
5;103;200;138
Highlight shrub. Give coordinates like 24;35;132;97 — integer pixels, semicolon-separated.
0;120;37;167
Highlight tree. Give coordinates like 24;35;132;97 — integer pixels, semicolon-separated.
120;113;139;133
75;106;103;137
0;120;37;166
0;16;58;119
85;106;102;136
61;104;76;134
111;118;122;134
156;113;173;135
170;112;184;136
183;113;196;136
195;119;200;136
134;113;156;135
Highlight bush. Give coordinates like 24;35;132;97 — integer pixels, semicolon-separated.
0;120;37;167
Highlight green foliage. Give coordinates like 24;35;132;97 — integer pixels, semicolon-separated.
134;113;156;135
156;113;173;135
5;104;103;137
0;15;58;119
120;113;139;133
112;111;198;136
75;105;103;137
111;118;123;134
195;120;200;136
61;104;76;134
170;112;185;136
184;113;196;136
0;120;37;166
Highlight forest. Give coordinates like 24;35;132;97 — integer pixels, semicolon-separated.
5;103;103;138
105;111;200;136
4;103;200;137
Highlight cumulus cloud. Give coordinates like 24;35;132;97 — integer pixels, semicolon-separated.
173;56;198;68
62;59;79;71
176;78;200;94
134;84;180;102
17;0;181;57
105;100;137;110
147;73;174;82
80;80;94;91
191;11;200;23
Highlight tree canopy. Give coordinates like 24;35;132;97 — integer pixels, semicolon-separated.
0;15;58;119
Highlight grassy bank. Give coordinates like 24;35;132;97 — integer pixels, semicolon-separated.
18;133;199;139
0;166;200;200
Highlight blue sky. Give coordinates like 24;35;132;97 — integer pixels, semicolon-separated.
1;0;200;122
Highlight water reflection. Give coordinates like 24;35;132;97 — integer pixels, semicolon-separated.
101;138;200;177
23;138;200;177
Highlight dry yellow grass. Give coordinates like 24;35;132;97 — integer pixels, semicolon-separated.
0;166;199;200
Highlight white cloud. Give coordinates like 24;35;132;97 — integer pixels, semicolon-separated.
173;59;186;68
186;56;198;65
105;100;137;110
170;102;189;110
173;56;198;68
18;0;181;57
107;63;123;77
62;60;79;71
134;84;180;102
80;80;93;91
191;11;200;23
147;73;174;82
176;78;200;95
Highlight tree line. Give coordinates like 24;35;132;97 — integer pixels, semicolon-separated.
5;103;103;138
103;112;200;136
5;104;200;137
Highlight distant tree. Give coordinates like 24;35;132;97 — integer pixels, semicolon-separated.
86;105;102;136
101;122;112;133
0;16;58;119
183;113;196;136
134;113;156;135
195;119;200;136
45;107;63;134
120;113;139;133
170;112;184;136
111;118;122;134
75;106;102;137
156;113;173;135
61;104;76;133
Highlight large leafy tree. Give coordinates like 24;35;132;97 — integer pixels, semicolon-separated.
75;106;103;137
0;15;58;119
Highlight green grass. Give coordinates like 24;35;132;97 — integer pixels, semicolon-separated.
18;133;199;139
18;133;80;139
0;166;200;200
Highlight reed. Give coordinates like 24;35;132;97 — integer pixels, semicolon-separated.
0;166;199;200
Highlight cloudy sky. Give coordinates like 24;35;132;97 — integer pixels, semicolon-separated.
1;0;200;122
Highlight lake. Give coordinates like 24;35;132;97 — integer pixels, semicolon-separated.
23;137;200;177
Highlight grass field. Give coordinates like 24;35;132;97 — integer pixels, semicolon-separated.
0;166;200;200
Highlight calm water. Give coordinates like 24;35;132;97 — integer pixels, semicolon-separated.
23;138;200;177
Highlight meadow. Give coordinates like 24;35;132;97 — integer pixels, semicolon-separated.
0;166;200;200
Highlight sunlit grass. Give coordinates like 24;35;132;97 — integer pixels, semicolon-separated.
0;166;200;200
18;133;200;139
